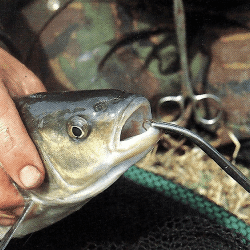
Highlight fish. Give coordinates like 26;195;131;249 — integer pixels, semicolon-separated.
0;89;161;239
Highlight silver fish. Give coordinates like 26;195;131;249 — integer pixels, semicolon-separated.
0;90;161;239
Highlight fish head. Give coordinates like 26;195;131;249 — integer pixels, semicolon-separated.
16;90;161;203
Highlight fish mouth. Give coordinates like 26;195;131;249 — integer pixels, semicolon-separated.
112;96;161;159
120;102;148;142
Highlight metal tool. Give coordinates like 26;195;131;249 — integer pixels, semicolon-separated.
158;0;221;126
151;121;250;194
0;202;34;250
0;185;34;250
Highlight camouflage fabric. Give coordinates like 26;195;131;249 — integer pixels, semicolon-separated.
12;0;249;142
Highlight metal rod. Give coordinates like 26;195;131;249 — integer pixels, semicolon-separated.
174;0;193;95
0;200;34;250
151;121;250;194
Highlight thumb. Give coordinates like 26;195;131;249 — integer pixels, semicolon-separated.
0;48;46;190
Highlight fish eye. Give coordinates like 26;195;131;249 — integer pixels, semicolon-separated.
67;116;89;139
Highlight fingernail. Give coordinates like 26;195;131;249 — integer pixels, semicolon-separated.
19;165;41;188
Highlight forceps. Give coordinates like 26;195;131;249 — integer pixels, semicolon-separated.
158;0;221;126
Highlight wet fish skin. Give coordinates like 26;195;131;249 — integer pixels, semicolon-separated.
0;89;161;239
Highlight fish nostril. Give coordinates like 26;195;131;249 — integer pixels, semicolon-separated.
120;106;147;141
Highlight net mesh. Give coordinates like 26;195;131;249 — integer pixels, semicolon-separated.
7;166;250;250
125;166;250;239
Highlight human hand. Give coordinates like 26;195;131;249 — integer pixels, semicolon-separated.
0;48;46;226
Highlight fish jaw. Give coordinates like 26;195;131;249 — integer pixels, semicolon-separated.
54;128;161;205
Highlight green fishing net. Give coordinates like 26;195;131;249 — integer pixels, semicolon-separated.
7;166;250;249
125;166;250;241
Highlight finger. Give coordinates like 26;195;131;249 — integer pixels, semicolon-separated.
0;47;46;97
0;167;23;210
0;218;16;226
0;72;45;190
0;167;24;226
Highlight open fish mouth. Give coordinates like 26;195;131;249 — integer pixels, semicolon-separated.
114;96;158;153
120;102;148;141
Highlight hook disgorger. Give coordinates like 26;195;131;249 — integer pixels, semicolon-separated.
151;121;250;194
0;200;34;250
0;183;34;250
